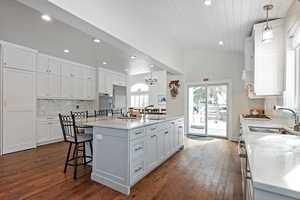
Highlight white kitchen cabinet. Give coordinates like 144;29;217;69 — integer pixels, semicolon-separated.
1;41;36;72
2;68;36;154
163;126;172;158
146;126;160;171
98;68;127;96
253;19;285;96
36;120;63;146
37;54;61;98
91;118;184;195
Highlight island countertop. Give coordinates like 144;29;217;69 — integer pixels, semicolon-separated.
86;115;184;130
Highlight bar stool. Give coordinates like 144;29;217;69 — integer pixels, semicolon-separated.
59;114;93;179
111;109;123;116
70;111;92;133
94;109;108;118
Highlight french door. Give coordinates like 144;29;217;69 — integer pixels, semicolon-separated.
187;83;228;138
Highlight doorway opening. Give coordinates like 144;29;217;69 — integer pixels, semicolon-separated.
187;82;229;138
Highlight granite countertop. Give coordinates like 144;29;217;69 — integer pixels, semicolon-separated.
86;115;184;130
240;115;300;199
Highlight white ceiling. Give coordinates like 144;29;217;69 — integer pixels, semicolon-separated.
0;0;163;75
3;0;295;76
141;0;295;52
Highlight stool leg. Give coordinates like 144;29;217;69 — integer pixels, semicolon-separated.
83;142;86;165
64;143;72;173
89;141;93;156
74;143;78;179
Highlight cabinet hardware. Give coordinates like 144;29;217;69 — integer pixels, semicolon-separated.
134;166;143;173
178;126;183;128
135;131;143;135
151;134;156;138
165;131;168;134
151;128;156;131
134;146;143;151
171;122;175;124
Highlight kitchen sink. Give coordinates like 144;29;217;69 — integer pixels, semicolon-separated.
248;126;292;135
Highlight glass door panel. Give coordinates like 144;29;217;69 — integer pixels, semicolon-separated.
188;86;206;135
207;85;227;137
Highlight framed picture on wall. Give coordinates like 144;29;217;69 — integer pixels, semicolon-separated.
158;95;167;105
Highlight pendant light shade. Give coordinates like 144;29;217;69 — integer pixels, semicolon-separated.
262;4;274;43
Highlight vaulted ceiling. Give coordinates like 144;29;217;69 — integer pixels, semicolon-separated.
142;0;294;52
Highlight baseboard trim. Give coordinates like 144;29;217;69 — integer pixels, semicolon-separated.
91;172;130;195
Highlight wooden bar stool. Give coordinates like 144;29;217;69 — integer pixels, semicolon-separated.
59;114;93;179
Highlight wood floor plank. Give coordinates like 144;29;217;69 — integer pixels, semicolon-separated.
0;138;242;200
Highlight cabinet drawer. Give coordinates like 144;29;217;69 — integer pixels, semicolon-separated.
131;160;145;185
131;128;146;140
146;125;159;135
131;139;146;160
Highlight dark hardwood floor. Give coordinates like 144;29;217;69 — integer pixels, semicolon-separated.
0;138;243;200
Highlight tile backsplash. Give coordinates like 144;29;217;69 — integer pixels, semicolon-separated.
37;99;96;119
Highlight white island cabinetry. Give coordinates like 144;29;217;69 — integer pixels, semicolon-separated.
89;116;184;195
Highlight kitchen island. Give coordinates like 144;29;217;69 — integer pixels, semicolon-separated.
86;115;184;195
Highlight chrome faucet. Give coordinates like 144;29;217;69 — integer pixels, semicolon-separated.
274;106;300;131
143;105;154;117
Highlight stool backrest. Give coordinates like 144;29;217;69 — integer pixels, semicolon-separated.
59;114;78;143
70;111;89;121
94;109;108;117
111;109;122;116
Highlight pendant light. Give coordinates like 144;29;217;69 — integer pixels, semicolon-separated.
262;4;274;43
145;71;158;86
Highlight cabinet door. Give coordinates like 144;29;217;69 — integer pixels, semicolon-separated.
48;74;60;98
254;19;284;95
37;72;49;98
178;124;184;147
2;43;36;71
36;122;50;144
50;122;63;140
163;128;172;157
2;68;36;154
61;76;73;98
86;78;96;99
48;58;61;75
146;131;159;171
37;54;49;73
98;70;106;93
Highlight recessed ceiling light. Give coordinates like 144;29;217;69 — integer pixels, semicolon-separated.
130;55;136;59
204;0;212;6
149;64;155;68
102;61;107;65
41;14;52;22
218;41;224;46
64;49;70;53
93;38;101;43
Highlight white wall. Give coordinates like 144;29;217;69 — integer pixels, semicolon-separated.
128;71;167;109
166;74;185;116
182;49;261;140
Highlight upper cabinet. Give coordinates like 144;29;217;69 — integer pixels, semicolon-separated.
1;41;37;72
37;53;96;100
253;19;285;96
98;68;127;96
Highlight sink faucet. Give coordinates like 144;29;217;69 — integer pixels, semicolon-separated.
274;106;300;131
143;105;154;117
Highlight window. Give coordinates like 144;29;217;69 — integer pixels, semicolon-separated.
130;83;149;108
284;25;300;110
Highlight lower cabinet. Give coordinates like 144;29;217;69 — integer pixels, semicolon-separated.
91;118;184;195
36;120;64;146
